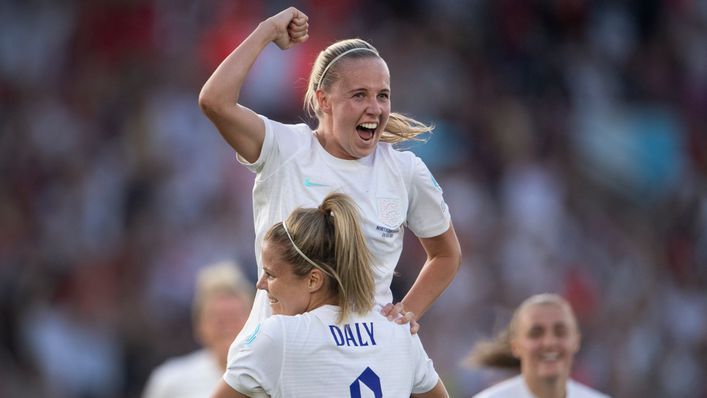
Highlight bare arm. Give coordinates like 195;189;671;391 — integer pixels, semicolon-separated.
411;380;450;398
401;223;462;319
210;379;250;398
198;7;309;163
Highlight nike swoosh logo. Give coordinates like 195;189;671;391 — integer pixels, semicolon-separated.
304;178;328;187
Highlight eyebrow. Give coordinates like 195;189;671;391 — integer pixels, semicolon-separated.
346;87;390;94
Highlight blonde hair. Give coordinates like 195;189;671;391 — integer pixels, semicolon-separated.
303;38;433;144
192;261;254;323
465;294;578;369
264;193;374;323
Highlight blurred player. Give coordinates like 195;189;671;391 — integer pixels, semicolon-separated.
142;262;253;398
210;193;449;398
467;293;610;398
198;6;462;349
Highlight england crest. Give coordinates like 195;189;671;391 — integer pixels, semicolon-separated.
377;198;401;228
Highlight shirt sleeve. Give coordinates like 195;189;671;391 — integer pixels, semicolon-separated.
236;115;310;178
406;156;451;238
223;318;285;396
410;334;440;394
141;366;169;398
236;115;275;173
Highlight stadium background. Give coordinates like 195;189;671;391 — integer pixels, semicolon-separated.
1;1;705;397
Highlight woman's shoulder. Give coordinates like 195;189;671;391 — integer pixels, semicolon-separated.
472;375;525;398
375;142;424;171
273;119;312;135
261;114;314;142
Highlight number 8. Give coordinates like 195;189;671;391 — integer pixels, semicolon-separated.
350;367;382;397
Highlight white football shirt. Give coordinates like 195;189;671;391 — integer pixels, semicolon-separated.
142;349;221;398
229;115;451;353
225;305;440;398
473;374;611;398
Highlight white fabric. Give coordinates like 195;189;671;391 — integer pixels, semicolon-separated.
473;374;611;398
229;115;451;355
142;349;221;398
224;305;439;398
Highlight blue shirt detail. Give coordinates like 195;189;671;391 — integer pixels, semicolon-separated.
304;178;328;187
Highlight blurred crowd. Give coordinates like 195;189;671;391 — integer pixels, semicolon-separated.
1;1;705;397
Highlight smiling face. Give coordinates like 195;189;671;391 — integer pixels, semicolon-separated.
511;302;581;384
256;240;312;316
317;57;390;160
197;293;249;360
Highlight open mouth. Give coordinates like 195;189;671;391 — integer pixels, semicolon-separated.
356;122;378;141
539;352;560;363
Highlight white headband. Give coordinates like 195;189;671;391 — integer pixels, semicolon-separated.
317;47;379;90
281;220;344;291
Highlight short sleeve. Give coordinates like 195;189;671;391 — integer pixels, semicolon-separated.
236;115;312;178
410;334;440;394
223;318;285;396
141;366;169;398
406;156;451;238
236;115;275;173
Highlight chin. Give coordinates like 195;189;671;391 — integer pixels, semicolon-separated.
536;368;566;382
352;146;376;159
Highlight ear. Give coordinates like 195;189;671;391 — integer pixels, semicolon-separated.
307;269;326;292
316;89;332;114
572;331;582;354
510;338;521;358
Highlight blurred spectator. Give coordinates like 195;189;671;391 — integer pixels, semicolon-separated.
142;261;253;398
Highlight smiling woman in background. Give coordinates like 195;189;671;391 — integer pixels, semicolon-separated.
467;294;610;398
142;262;253;398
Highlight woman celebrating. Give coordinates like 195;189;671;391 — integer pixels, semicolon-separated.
210;193;449;398
468;294;610;398
199;6;461;346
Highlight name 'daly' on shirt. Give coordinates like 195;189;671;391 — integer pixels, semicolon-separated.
328;322;376;347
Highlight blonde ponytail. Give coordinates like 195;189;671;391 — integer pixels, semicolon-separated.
320;193;375;323
464;330;520;369
381;112;433;144
264;193;375;323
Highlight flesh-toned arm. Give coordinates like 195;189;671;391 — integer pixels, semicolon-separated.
412;380;450;398
210;379;250;398
401;223;462;319
198;7;309;163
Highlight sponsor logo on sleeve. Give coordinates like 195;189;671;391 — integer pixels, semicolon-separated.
430;174;443;192
244;323;262;347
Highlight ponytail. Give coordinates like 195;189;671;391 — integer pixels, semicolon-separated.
464;330;520;369
320;193;375;323
380;113;433;144
264;193;375;323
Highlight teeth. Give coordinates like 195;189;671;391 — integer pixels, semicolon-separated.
541;352;559;361
359;123;378;129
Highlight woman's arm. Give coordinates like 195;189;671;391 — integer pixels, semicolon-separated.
401;223;462;319
198;7;308;163
411;380;450;398
210;379;250;398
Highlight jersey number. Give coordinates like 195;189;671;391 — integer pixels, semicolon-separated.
350;367;382;398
